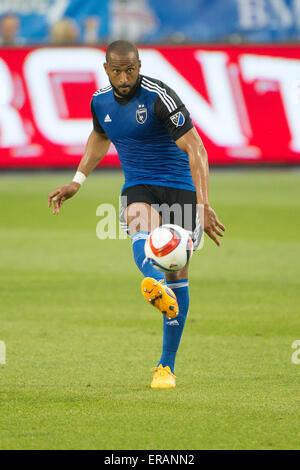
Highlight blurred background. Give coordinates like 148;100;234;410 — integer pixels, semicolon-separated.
1;0;300;167
1;1;300;451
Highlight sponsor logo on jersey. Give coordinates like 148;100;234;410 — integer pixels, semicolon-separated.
136;105;147;124
170;111;185;127
104;114;112;122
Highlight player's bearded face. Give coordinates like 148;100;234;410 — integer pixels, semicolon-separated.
105;53;141;98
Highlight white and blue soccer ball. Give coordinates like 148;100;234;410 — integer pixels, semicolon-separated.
145;224;193;272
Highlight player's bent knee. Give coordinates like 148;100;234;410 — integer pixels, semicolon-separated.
125;202;160;235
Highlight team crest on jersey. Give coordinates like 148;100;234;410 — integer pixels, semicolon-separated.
170;111;185;127
136;104;147;124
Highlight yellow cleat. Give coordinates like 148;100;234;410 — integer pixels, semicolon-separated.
141;277;179;319
151;364;176;389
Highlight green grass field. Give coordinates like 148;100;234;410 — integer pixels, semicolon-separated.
0;169;299;450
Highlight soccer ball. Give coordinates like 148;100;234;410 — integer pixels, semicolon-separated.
145;224;193;272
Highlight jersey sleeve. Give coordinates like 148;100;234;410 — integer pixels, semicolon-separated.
90;99;105;134
153;83;193;141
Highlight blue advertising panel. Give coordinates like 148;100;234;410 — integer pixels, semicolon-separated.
146;0;300;43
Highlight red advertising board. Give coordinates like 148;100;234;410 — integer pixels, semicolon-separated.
0;45;300;167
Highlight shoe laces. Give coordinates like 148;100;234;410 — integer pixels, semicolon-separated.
151;365;176;378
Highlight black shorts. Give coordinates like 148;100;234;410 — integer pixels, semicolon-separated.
119;184;203;250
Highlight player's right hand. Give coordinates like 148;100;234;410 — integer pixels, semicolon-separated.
48;182;80;215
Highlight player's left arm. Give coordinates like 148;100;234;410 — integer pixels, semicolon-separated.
153;80;225;246
175;127;225;246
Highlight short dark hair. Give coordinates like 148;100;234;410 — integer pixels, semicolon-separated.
106;40;139;62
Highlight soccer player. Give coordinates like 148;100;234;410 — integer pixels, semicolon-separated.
48;40;225;389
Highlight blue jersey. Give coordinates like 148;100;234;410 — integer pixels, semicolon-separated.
91;75;195;192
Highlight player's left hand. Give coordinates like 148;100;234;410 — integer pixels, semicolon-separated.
203;205;225;246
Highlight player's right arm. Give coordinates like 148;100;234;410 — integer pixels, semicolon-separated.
48;129;110;215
